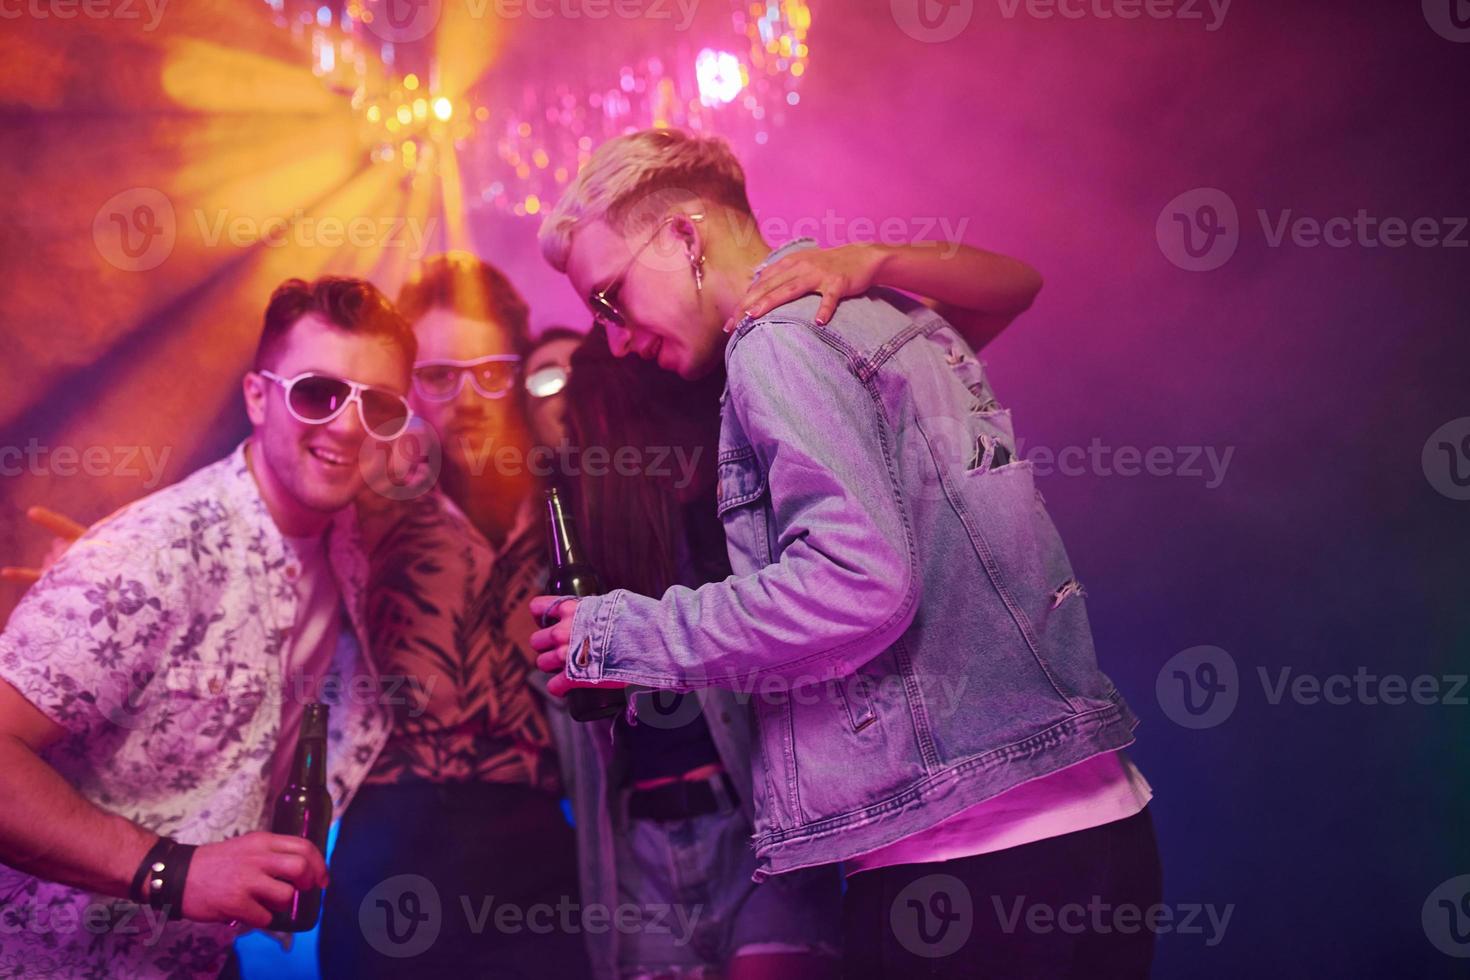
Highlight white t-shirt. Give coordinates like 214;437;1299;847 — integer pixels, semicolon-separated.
270;532;348;798
846;750;1153;875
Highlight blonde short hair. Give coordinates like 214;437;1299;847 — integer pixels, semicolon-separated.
538;128;753;273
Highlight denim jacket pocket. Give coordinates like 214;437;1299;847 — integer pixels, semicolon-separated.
716;447;766;511
716;450;773;568
835;669;879;732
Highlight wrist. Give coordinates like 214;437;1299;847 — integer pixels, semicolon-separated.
864;242;898;286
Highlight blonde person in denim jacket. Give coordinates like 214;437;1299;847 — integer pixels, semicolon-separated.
531;129;1159;980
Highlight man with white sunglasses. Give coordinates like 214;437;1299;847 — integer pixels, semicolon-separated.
0;276;416;979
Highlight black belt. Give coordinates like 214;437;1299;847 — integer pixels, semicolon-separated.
627;772;740;822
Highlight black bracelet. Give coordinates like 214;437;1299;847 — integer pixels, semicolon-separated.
129;837;174;905
152;842;197;920
133;836;197;918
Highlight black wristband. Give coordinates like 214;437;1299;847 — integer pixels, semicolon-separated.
153;843;197;920
137;837;197;919
129;837;174;905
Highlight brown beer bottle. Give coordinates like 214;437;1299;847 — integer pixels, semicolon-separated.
544;486;626;722
269;702;332;931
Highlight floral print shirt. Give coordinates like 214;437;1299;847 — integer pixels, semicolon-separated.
0;443;390;979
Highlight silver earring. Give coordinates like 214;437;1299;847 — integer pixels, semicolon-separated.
692;254;705;292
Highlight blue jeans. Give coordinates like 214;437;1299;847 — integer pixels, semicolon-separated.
613;799;841;979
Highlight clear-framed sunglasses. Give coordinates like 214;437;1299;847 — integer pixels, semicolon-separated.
411;354;523;402
258;370;414;440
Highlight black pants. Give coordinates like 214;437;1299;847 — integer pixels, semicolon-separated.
319;780;592;979
842;807;1162;980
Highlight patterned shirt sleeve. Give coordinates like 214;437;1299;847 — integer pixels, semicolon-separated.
0;526;185;740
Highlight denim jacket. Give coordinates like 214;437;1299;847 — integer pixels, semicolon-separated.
566;240;1138;880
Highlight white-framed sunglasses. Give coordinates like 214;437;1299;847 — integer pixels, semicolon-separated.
411;354;523;402
257;370;414;440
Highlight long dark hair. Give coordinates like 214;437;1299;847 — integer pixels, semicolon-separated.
562;326;727;596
